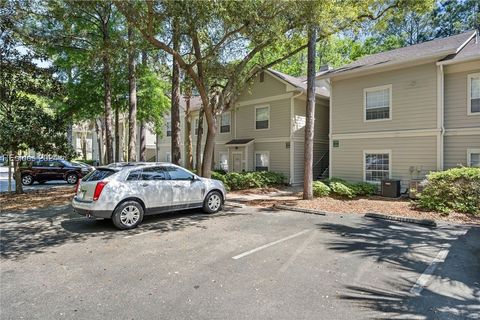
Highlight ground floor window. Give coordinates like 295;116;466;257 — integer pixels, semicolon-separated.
165;152;171;163
255;151;269;171
364;151;390;182
467;149;480;167
219;152;228;171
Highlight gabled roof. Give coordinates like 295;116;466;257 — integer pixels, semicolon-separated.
318;30;477;79
266;69;329;98
439;35;480;64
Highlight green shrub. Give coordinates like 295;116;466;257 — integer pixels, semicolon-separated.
417;167;480;214
350;182;377;196
211;171;227;185
323;177;348;185
222;171;286;191
330;181;355;198
313;181;330;197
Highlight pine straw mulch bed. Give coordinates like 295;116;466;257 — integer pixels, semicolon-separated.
238;194;480;225
0;186;75;212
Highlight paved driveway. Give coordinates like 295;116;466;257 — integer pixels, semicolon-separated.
1;204;479;319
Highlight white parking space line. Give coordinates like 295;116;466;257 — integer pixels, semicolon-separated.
124;230;156;239
232;229;310;260
278;230;317;273
410;248;449;295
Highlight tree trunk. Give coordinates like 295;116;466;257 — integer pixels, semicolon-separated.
171;18;182;165
95;119;103;165
102;20;114;164
7;154;12;193
184;95;193;170
139;122;146;161
128;25;137;162
195;107;204;175
115;106;119;162
201;110;216;178
303;25;316;200
13;155;22;194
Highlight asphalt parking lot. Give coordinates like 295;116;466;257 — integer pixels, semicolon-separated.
1;204;479;319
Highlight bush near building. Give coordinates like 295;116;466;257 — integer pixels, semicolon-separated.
314;178;377;199
416;167;480;215
211;171;286;191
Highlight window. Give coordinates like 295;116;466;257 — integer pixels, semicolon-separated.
165;152;171;163
164;167;194;180
194;118;199;136
126;170;142;181
141;167;167;181
364;85;392;121
83;169;115;182
467;149;480;167
255;151;269;171
166;119;172;137
364;151;390;182
468;73;480;115
220;112;231;133
219;152;228;171
255;105;270;130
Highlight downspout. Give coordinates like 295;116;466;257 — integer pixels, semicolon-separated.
327;79;332;178
436;64;445;171
290;91;303;184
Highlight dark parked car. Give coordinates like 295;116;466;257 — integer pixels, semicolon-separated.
19;159;93;185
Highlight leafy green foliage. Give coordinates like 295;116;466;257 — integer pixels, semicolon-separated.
312;181;330;197
211;171;286;191
417;167;480;215
322;178;377;198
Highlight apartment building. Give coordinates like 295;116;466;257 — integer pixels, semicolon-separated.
318;30;479;190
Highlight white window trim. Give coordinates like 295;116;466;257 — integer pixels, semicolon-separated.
254;105;270;131
467;73;480;116
254;151;270;171
219;111;231;134
363;149;392;183
363;84;392;122
467;148;480;167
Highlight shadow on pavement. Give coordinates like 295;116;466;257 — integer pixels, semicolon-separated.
318;218;480;319
1;205;247;260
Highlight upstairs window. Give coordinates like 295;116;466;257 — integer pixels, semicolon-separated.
255;105;270;130
468;73;480;115
194;118;199;136
220;112;231;133
364;85;392;121
166;119;171;137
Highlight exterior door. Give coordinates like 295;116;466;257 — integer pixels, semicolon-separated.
232;153;242;172
164;166;204;208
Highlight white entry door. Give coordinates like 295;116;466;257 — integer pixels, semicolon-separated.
232;152;242;172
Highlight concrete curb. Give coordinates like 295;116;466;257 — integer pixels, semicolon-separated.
273;204;326;216
364;212;437;227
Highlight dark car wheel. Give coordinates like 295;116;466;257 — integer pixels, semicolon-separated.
66;173;78;185
21;174;34;186
202;191;223;214
112;201;144;230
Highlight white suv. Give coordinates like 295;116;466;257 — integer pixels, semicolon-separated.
72;163;226;230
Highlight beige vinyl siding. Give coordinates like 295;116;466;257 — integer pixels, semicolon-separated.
237;72;287;102
252;142;290;180
444;63;480;129
293;142;328;184
444;135;480;168
235;98;291;139
332;63;437;134
293;97;329;141
331;136;437;189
